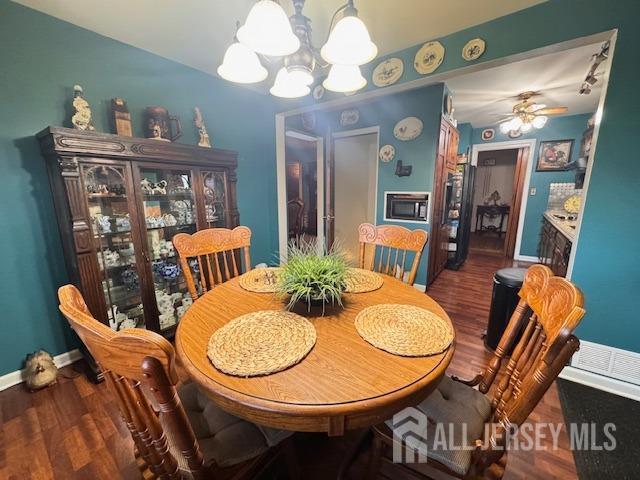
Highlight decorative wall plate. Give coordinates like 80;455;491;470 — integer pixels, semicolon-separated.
372;58;404;87
301;112;316;131
340;109;360;126
394;117;423;141
414;41;445;75
312;85;325;100
481;128;495;141
443;93;453;116
379;144;396;163
462;38;486;61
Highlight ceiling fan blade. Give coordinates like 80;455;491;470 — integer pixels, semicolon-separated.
535;107;568;115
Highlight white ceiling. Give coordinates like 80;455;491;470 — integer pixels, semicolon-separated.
14;0;545;78
447;42;605;127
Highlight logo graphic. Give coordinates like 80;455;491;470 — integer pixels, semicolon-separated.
392;407;429;463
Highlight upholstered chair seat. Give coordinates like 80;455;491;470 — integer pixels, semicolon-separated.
174;382;293;469
385;375;491;476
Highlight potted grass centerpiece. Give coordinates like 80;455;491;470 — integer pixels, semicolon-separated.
277;240;348;313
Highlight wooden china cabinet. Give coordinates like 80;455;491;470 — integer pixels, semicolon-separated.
38;127;239;380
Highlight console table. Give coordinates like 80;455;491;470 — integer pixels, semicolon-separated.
476;205;510;238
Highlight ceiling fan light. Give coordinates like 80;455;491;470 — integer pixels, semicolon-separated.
520;122;533;133
532;115;548;129
217;42;268;84
510;116;524;130
323;64;367;93
321;15;377;65
270;67;310;98
237;0;300;57
499;121;512;134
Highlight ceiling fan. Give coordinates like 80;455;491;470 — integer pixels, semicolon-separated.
498;91;568;135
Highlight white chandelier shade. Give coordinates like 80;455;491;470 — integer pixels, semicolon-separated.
270;67;311;98
323;64;367;93
217;42;268;84
237;0;300;57
321;14;377;65
286;67;314;86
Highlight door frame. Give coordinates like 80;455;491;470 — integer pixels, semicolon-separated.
470;139;536;261
276;126;324;259
329;126;380;251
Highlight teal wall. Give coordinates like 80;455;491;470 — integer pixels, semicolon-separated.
281;0;640;354
470;114;592;257
0;0;278;375
457;123;473;156
287;85;445;285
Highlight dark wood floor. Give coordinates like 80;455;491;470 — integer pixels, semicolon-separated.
469;231;505;255
0;253;577;479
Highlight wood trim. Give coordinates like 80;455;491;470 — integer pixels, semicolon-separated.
504;147;529;258
37;126;237;167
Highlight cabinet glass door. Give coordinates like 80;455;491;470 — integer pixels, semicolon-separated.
201;170;228;228
82;163;145;331
138;167;197;333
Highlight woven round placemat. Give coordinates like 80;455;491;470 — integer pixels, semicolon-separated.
345;268;384;293
354;304;453;357
207;310;316;377
238;267;282;293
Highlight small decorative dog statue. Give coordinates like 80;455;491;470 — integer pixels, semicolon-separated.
24;350;58;391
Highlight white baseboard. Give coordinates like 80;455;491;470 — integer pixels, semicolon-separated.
559;365;640;402
514;254;539;263
0;349;83;391
413;283;426;292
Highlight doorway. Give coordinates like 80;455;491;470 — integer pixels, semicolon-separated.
470;149;519;254
470;141;533;259
282;130;324;254
330;130;378;262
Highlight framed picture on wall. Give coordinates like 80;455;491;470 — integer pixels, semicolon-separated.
536;139;574;171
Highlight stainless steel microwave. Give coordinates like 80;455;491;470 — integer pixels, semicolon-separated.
384;192;430;223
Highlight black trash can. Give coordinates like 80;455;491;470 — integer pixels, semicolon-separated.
485;267;527;354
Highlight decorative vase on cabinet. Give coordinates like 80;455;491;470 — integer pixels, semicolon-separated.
37;126;238;381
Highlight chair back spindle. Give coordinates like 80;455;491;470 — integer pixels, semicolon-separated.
357;223;428;286
173;226;252;300
470;266;586;473
57;285;206;479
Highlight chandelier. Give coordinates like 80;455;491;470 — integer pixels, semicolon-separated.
217;0;377;98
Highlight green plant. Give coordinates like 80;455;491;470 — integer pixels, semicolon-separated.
277;240;348;311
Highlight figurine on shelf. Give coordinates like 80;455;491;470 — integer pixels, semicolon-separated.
151;180;167;195
141;178;154;194
71;85;95;131
150;124;170;142
110;98;133;137
194;107;212;148
94;214;112;234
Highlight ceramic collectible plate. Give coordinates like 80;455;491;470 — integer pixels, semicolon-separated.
340;109;360;126
462;38;486;61
372;58;404;87
379;144;396;163
414;41;445;74
394;117;423;141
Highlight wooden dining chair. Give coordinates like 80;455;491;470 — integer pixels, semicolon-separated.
364;264;586;480
173;226;252;301
358;223;428;286
58;284;298;480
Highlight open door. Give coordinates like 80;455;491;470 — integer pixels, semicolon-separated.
504;146;529;258
324;127;335;249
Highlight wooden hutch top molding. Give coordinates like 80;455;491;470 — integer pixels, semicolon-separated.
37;126;238;167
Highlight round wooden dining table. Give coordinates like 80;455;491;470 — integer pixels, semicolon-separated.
176;273;455;436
